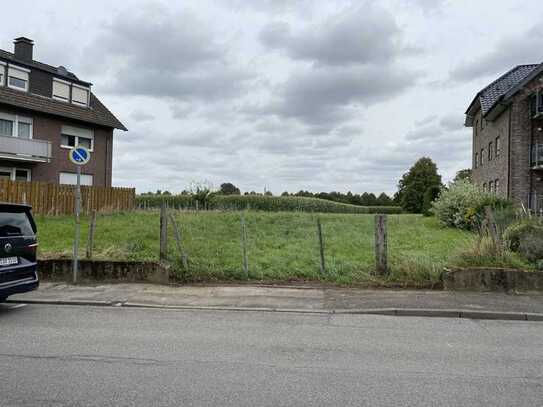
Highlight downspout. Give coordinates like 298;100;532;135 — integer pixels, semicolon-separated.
507;107;512;199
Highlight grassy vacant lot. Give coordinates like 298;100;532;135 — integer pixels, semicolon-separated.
35;210;475;286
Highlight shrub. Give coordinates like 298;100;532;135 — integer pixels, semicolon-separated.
136;194;403;214
503;219;543;262
431;180;512;230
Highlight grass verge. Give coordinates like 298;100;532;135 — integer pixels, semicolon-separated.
35;210;475;286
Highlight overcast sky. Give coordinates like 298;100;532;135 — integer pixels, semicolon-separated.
2;0;542;194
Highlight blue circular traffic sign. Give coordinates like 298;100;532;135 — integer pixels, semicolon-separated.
69;147;91;165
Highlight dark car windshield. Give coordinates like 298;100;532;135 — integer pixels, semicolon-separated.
0;211;34;237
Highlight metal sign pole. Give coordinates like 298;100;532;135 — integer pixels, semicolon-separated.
73;165;81;284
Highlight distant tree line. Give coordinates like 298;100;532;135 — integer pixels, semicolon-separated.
140;183;396;207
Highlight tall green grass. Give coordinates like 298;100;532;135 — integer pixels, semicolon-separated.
35;211;474;286
136;194;402;214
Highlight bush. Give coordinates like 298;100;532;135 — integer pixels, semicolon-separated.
503;219;543;262
136;194;403;214
431;180;512;230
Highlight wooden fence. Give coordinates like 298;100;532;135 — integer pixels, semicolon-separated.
0;179;135;215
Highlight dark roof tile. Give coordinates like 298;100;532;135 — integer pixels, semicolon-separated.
0;86;127;130
477;64;539;115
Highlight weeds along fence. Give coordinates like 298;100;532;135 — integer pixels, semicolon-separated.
136;194;402;214
0;179;135;215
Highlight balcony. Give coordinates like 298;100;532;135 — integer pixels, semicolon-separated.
0;135;52;163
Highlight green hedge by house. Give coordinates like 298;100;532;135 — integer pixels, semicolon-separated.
136;194;402;214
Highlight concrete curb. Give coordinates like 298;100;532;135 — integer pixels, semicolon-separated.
6;298;543;321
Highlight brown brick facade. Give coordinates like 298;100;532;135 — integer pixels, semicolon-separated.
472;108;509;198
0;104;113;187
471;72;543;209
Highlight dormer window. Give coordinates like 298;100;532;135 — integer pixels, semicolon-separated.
52;78;90;107
7;64;29;92
52;78;70;101
72;84;89;107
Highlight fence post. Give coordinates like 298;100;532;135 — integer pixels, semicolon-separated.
240;212;249;278
374;214;388;276
86;210;97;259
169;212;189;271
160;202;168;262
316;218;325;275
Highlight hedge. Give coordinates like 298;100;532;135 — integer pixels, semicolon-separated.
136;194;402;214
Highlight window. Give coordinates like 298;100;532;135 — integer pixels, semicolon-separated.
483;183;487;192
7;65;29;91
474;152;478;168
0;62;5;86
0;167;30;182
488;142;493;161
52;79;70;101
59;172;93;186
52;78;90;107
495;136;501;157
71;85;89;107
480;148;484;166
495;179;500;194
60;125;94;151
489;181;493;193
0;112;32;139
0;211;34;237
0;119;13;137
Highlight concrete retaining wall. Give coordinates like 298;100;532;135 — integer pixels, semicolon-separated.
38;259;169;284
443;267;543;291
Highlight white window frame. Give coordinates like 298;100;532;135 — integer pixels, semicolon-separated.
52;78;71;102
0;167;31;182
71;83;90;107
0;61;5;87
60;125;94;151
7;64;30;92
0;112;33;139
59;172;93;186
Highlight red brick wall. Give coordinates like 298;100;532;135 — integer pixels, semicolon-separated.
0;104;113;186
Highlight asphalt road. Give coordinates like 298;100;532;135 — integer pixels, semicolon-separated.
0;304;542;407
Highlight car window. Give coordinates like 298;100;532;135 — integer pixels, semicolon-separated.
0;212;34;237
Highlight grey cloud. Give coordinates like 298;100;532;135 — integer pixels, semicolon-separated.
268;65;419;127
260;5;411;66
449;25;543;83
130;110;155;123
107;66;254;101
85;4;254;101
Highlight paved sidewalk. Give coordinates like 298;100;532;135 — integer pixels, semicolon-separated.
7;282;543;320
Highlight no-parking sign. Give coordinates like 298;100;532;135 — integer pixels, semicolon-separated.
68;147;91;165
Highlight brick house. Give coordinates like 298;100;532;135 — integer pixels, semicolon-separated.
465;64;543;212
0;37;126;187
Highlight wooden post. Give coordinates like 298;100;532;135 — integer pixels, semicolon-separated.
160;202;168;262
484;206;502;253
374;214;388;275
240;212;249;278
86;210;97;259
169;213;189;270
316;218;325;275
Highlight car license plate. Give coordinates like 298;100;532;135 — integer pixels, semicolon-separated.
0;257;18;266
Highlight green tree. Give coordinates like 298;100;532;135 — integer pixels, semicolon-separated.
453;168;472;183
376;192;393;206
220;182;241;195
422;186;441;216
397;157;442;213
